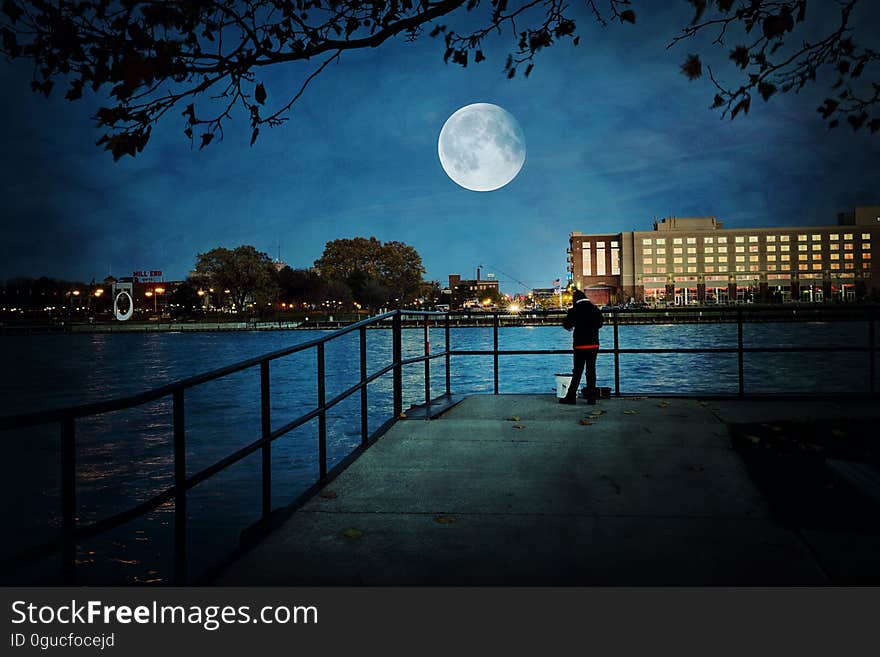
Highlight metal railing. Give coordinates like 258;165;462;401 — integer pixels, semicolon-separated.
0;305;877;584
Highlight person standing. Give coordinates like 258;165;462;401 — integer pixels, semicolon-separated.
560;289;603;405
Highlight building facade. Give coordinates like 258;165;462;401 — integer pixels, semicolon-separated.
569;207;879;305
447;269;500;308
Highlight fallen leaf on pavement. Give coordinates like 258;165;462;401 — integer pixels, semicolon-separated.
435;516;456;524
512;424;527;429
623;410;639;415
319;491;338;499
579;419;592;426
341;528;363;539
506;416;521;422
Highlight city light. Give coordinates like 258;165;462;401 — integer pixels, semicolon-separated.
145;291;153;297
508;303;521;313
93;289;104;297
72;290;80;296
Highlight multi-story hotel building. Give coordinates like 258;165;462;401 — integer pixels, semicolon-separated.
568;206;878;305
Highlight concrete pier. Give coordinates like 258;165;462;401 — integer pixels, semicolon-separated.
214;395;878;585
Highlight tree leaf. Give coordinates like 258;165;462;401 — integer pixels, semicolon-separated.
199;132;214;150
680;54;702;80
254;82;267;105
619;10;636;24
250;127;259;146
758;81;776;101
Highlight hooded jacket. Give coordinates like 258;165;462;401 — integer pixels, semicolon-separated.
563;298;604;347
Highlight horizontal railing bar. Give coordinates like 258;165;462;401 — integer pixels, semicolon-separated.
450;347;872;356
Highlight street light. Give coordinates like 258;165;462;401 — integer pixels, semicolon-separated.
154;287;165;314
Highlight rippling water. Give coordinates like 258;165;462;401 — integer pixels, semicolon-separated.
1;319;875;584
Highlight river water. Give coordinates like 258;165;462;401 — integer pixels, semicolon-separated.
0;320;875;584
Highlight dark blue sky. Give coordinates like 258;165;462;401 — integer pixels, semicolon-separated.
1;2;879;293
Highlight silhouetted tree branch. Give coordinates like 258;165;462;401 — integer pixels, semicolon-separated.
1;1;876;161
673;0;879;133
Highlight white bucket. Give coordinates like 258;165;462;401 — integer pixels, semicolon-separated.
555;373;573;399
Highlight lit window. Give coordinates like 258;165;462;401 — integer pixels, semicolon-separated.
674;257;683;264
673;238;683;244
768;264;777;271
862;233;871;240
812;263;822;270
611;241;619;247
735;246;745;253
656;248;666;255
750;265;760;272
643;258;653;265
864;263;871;269
705;256;715;263
736;265;745;272
750;255;759;262
735;255;745;263
656;238;666;245
705;266;715;273
781;254;790;261
767;255;777;262
780;245;790;252
705;246;715;254
717;236;727;243
798;244;808;251
863;253;872;260
719;255;728;262
864;243;871;250
812;244;821;251
687;247;696;254
767;245;776;252
674;267;683;273
656;258;666;264
718;246;728;253
845;243;854;250
844;253;854;260
749;245;759;252
844;233;853;240
811;234;822;241
687;237;696;244
644;248;653;255
798;234;807;241
767;235;776;242
688;266;697;273
673;247;683;255
831;253;840;260
734;236;743;243
831;263;840;270
812;253;822;260
644;267;653;274
749;236;758;243
830;234;839;241
780;235;790;242
643;239;652;245
845;263;854;270
799;264;809;271
704;237;714;243
830;243;840;251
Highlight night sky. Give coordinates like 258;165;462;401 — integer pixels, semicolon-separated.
1;3;879;293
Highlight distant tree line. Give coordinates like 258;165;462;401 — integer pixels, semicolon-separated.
1;237;441;317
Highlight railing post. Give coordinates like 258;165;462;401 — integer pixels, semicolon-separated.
360;326;368;446
172;389;187;585
260;361;271;520
317;343;327;480
869;307;876;394
493;312;499;395
613;311;621;397
445;313;451;396
392;312;402;418
737;308;745;398
60;416;76;584
424;315;431;413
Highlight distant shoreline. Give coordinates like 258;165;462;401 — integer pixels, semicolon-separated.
1;304;876;335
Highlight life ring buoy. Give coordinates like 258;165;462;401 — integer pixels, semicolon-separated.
114;291;133;321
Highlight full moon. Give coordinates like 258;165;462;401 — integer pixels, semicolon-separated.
438;103;526;192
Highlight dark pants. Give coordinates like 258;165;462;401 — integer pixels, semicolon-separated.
565;348;598;401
